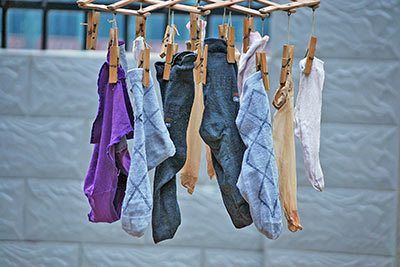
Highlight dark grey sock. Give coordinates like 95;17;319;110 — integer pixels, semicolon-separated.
152;51;196;243
200;38;252;228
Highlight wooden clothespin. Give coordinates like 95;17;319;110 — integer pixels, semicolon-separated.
142;48;150;87
109;27;120;84
304;36;317;75
218;23;228;40
194;45;207;84
201;45;208;85
256;52;269;91
163;43;174;80
90;11;100;50
279;44;289;86
190;13;200;51
288;45;294;74
160;24;177;58
136;15;147;41
85;11;93;50
243;16;254;53
227;26;235;63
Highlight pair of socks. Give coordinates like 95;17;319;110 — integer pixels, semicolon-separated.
236;71;282;239
121;38;175;237
200;38;252;228
153;51;196;243
294;57;325;192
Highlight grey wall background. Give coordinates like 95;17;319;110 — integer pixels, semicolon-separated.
0;0;399;266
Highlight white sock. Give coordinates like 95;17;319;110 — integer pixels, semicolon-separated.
294;57;325;191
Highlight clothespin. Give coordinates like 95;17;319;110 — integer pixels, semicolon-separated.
243;16;254;53
304;36;317;75
163;43;174;80
279;44;289;86
90;11;100;50
160;24;177;58
256;52;269;91
193;45;202;84
108;28;114;49
109;27;120;84
201;44;208;85
288;45;294;74
142;47;150;87
227;26;235;63
218;24;228;40
190;13;200;51
85;12;93;50
136;15;147;41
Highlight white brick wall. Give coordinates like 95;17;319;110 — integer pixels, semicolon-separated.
0;1;399;266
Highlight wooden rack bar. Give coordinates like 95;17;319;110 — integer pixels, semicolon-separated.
137;0;186;14
260;0;320;14
198;0;247;11
203;0;268;18
107;0;137;10
141;0;210;15
78;3;150;17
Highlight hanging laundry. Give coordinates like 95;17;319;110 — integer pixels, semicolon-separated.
84;41;135;223
121;38;176;237
237;32;268;97
200;38;252;229
152;51;196;243
272;72;302;232
236;71;282;239
294;57;325;191
180;18;215;194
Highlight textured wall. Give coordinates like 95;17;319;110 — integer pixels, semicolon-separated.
0;0;399;266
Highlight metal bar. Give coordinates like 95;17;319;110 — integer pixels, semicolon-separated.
42;8;48;49
82;10;88;50
1;6;7;48
124;14;128;48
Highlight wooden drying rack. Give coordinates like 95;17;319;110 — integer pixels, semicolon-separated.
77;0;320;18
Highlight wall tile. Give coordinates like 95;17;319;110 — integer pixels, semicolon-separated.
0;117;92;179
269;0;400;60
0;178;25;239
296;124;399;190
265;187;397;256
0;241;79;267
25;178;151;245
0;53;30;115
156;182;262;251
264;248;395;267
82;244;201;267
204;249;263;267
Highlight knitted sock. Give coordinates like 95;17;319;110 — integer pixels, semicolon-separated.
121;69;152;237
152;51;196;243
200;38;252;228
294;57;325;192
236;71;282;239
272;73;302;232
